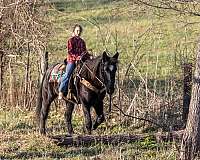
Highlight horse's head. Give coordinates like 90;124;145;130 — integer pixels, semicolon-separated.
102;51;119;95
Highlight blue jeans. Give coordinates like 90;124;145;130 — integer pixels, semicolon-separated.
59;62;76;95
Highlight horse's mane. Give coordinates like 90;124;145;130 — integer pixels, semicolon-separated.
84;55;102;75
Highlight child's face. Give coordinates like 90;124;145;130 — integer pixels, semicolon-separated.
74;27;81;36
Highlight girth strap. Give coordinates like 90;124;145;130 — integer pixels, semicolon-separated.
80;78;106;94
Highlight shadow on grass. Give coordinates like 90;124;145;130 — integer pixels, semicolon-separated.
50;0;116;12
12;122;33;130
0;146;102;159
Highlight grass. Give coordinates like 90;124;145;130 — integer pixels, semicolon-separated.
0;107;178;159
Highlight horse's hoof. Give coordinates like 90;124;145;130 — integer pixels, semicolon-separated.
86;130;92;135
82;126;86;133
39;129;46;135
82;127;92;135
92;125;97;130
68;131;74;136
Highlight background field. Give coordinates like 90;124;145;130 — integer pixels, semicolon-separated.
1;0;200;159
48;0;198;76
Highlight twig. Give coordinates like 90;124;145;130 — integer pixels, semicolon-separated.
113;103;166;129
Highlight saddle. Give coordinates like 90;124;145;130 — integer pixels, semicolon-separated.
49;63;66;82
49;63;79;103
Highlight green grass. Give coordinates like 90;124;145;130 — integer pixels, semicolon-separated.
0;108;178;159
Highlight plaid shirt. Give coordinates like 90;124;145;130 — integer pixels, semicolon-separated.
67;36;87;62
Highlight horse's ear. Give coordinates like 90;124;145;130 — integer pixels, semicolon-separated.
102;51;109;62
113;52;119;59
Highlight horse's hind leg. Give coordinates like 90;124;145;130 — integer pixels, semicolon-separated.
65;101;75;135
93;101;105;130
40;96;55;134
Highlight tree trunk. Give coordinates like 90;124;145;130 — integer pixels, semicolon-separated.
182;63;192;125
24;43;30;108
8;58;14;106
180;43;200;160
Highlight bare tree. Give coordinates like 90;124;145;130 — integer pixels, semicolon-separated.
133;0;200;16
0;0;51;107
180;41;200;160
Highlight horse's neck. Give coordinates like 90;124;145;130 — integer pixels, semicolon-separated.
83;58;104;88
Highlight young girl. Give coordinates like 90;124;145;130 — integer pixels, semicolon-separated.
58;24;87;99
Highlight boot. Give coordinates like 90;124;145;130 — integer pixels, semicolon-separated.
58;92;63;100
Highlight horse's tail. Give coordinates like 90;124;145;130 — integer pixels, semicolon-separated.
35;71;46;126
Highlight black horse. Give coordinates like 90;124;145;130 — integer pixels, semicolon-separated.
36;51;119;135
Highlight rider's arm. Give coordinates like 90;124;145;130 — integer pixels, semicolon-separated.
67;38;77;62
67;38;74;55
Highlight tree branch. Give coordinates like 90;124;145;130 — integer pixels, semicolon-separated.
113;104;166;129
133;0;200;16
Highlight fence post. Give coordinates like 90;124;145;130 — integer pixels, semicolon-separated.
0;51;4;95
182;62;192;125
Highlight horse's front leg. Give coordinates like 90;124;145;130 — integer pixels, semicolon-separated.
65;101;75;135
93;101;105;130
82;105;92;134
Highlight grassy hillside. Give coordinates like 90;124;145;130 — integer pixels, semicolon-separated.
48;0;199;78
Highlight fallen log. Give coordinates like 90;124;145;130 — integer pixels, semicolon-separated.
49;130;184;147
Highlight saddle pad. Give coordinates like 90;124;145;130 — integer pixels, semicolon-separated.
49;64;66;82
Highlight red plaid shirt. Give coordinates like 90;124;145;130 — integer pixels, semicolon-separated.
67;36;87;62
